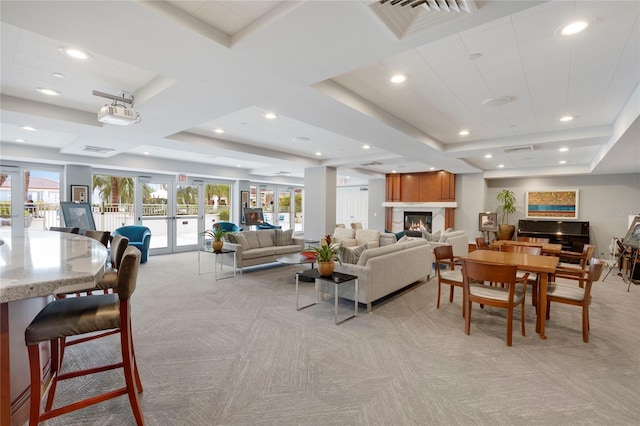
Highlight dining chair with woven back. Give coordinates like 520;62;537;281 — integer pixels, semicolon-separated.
499;244;541;306
462;258;525;346
434;245;464;316
546;257;606;342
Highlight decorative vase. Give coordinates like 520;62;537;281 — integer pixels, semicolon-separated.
212;240;224;252
317;260;335;276
496;224;515;241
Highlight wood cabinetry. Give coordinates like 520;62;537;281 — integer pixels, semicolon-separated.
385;171;455;202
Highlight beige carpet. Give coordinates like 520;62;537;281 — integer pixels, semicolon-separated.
39;252;640;425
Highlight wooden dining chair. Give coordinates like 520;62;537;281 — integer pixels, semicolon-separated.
546;257;605;342
555;244;596;287
434;245;464;316
475;237;492;250
49;226;79;234
462;258;525;346
499;244;541;306
517;236;550;244
25;246;144;425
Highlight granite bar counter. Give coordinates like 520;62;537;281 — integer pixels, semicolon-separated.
0;230;107;425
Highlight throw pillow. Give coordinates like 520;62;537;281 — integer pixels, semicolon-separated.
397;235;410;243
422;230;441;242
341;243;367;264
275;229;293;246
226;233;248;251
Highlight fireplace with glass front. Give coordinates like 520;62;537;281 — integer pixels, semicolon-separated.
404;211;432;237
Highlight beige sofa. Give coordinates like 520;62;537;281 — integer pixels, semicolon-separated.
423;230;469;257
222;229;304;269
333;239;432;313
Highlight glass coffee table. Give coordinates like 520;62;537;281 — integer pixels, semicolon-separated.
198;248;237;280
276;253;316;281
296;269;358;325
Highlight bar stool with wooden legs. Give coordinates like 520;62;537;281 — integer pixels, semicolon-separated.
25;246;144;426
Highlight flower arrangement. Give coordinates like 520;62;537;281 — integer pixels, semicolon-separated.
200;223;228;241
311;234;342;264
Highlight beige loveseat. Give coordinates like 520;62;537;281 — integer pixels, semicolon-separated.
332;228;397;249
333;239;431;313
222;229;304;269
423;230;469;257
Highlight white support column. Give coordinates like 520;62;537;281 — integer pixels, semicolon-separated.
303;166;336;240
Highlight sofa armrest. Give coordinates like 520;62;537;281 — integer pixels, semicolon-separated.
292;237;305;246
222;242;243;255
341;239;357;248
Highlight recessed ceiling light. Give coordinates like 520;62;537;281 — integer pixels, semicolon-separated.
459;130;470;136
391;170;396;173
52;72;65;79
59;47;91;60
292;136;310;142
498;164;505;168
484;154;493;158
15;138;26;143
213;128;225;134
237;164;242;167
559;160;567;164
362;144;370;150
560;21;589;36
429;167;435;170
36;87;60;96
143;151;150;155
390;74;406;84
264;112;277;120
482;96;512;107
559;147;569;152
559;115;574;122
21;126;37;131
315;152;322;156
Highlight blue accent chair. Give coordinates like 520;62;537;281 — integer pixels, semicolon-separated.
215;221;242;232
113;225;151;263
257;222;282;230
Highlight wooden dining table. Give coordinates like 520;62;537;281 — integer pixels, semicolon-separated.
490;240;563;254
464;249;559;339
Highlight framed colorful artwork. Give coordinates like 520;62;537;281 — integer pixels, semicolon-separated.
525;190;579;219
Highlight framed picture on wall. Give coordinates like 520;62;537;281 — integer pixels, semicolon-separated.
70;185;89;203
478;212;498;232
525;189;579;219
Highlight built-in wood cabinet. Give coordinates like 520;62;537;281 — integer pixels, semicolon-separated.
385;171;455;202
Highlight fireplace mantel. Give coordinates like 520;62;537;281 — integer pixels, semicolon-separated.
382;202;457;208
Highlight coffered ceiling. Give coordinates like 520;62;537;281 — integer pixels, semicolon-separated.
1;0;638;186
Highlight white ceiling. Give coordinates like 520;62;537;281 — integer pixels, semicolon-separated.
1;0;638;186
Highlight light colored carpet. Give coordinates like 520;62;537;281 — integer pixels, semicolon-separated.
39;252;640;425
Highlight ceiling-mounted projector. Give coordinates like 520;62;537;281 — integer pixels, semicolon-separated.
93;89;141;125
98;105;140;126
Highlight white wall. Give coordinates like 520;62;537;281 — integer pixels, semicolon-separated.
455;173;486;241
368;178;385;232
304;166;336;240
64;165;92;202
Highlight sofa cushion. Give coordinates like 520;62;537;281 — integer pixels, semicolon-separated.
226;232;248;251
275;229;293;246
333;227;355;242
422;230;441;242
274;245;302;255
341;243;367;264
398;235;410;243
243;231;261;249
357;244;402;266
257;230;275;248
242;247;276;259
355;229;380;246
400;239;429;249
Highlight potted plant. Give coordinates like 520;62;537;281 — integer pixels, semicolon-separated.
311;234;342;276
496;189;516;240
200;223;228;252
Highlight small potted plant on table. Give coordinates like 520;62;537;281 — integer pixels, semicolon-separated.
311;234;342;276
201;223;228;252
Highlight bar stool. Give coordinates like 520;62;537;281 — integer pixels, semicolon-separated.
25;246;144;425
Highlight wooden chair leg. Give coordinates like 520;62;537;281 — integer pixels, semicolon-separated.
449;285;454;303
506;307;513;346
28;344;42;426
121;311;144;426
436;282;442;309
582;306;590;343
44;339;60;411
521;303;526;336
464;301;472;335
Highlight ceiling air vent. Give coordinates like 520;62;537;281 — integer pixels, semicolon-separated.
82;145;116;154
360;161;382;166
504;146;534;154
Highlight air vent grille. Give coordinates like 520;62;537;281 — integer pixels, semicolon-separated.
360;161;382;166
82;145;116;154
504;146;534;154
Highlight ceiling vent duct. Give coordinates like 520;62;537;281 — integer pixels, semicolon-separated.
82;145;116;154
360;161;382;166
504;146;534;154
